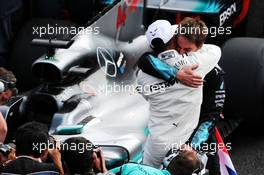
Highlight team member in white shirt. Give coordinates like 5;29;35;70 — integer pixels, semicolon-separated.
137;18;221;168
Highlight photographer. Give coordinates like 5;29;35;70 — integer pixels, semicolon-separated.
0;143;15;171
0;67;17;143
1;122;63;174
0;67;17;105
61;137;111;175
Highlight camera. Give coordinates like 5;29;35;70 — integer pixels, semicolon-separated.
0;144;12;157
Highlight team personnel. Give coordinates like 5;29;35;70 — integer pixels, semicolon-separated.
137;18;221;168
138;18;225;173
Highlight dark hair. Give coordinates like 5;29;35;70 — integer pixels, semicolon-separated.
167;150;202;175
151;38;166;54
15;122;49;158
0;67;16;83
61;137;94;174
151;38;175;54
0;67;17;94
178;17;208;48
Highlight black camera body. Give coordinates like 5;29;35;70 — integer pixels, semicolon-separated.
0;144;12;157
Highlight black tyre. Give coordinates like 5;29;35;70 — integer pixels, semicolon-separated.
219;37;264;123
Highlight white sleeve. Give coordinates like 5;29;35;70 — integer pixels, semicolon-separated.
188;44;221;78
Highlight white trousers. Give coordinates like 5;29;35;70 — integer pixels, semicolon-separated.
142;135;171;169
142;133;190;169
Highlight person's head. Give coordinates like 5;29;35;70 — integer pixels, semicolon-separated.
176;17;208;54
15;122;49;159
61;137;96;174
146;20;177;54
166;144;203;175
0;67;17;105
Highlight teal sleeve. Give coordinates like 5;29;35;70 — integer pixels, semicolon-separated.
148;55;178;81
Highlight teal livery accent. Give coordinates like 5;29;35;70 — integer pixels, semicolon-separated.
147;0;227;14
195;0;224;13
102;0;115;5
191;121;214;150
220;81;224;90
143;127;149;136
131;152;143;163
56;125;84;135
149;55;178;81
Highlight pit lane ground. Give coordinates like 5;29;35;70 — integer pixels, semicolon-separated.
227;122;264;175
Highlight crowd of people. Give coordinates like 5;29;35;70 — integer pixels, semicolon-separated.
0;16;225;175
0;121;203;175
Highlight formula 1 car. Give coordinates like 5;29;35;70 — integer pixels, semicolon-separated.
3;0;150;168
9;0;258;92
1;0;264;171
